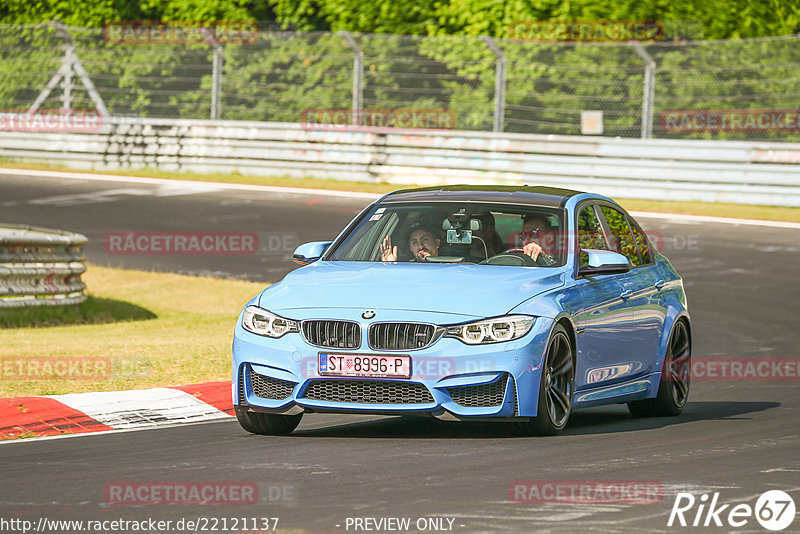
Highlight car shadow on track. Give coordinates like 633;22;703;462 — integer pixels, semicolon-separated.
293;415;517;439
562;400;779;436
290;401;779;439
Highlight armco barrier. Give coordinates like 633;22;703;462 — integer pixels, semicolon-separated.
0;225;88;308
1;118;800;206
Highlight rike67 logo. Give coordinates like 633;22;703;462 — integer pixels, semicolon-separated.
668;490;796;531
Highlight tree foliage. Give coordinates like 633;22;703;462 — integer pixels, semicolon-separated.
267;0;800;40
2;0;799;141
0;0;265;27
2;0;799;39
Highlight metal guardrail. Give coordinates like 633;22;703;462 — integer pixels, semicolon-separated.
1;117;800;206
0;225;88;308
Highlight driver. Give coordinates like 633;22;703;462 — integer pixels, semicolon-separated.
519;214;556;263
380;224;441;262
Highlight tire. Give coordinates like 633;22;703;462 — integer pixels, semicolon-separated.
628;319;690;417
234;406;303;435
512;324;574;436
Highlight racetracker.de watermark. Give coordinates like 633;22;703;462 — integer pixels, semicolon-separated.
104;482;259;505
510;480;664;504
0;358;112;380
103;21;258;44
301;108;455;132
691;358;800;381
505;229;702;256
103;231;298;256
0;109;103;132
508;20;664;42
660;109;800;133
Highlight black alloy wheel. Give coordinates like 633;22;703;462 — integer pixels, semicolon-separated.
629;319;690;417
512;324;574;436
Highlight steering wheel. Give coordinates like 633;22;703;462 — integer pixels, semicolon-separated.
480;248;538;267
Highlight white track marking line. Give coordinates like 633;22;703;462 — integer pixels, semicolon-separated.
628;210;800;229
0;167;379;200
3;167;798;227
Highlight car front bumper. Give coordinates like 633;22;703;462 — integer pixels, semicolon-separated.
231;311;553;419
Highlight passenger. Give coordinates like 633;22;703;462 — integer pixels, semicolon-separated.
380;224;441;262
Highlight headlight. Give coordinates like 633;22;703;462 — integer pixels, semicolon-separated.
445;315;535;345
241;306;300;338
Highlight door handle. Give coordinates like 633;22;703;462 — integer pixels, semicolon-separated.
655;279;666;291
620;289;632;299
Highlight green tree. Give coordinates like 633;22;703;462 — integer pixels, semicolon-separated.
0;0;265;27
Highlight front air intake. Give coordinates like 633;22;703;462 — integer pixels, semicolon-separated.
302;379;434;404
448;374;509;408
248;365;297;400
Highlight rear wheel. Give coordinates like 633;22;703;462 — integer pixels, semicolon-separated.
234;406;303;435
628;319;690;417
512;324;574;436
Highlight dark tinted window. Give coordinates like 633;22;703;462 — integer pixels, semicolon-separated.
599;205;640;265
577;204;607;267
628;218;652;265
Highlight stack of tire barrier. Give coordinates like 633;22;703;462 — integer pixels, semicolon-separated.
0;224;88;308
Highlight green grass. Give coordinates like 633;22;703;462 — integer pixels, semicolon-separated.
2;159;799;222
0;296;156;328
616;198;800;223
0;265;266;397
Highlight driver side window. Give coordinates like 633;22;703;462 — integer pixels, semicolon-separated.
577;204;608;267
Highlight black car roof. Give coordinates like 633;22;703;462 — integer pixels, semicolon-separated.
380;185;583;208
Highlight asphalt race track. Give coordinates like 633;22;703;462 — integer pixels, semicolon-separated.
1;172;799;533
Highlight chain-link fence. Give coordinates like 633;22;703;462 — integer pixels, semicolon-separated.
2;22;800;141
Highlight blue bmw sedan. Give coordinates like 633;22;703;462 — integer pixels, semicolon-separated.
232;185;691;436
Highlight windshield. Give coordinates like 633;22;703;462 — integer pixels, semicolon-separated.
327;202;567;267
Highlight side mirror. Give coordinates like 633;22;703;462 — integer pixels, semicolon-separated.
578;249;631;276
292;241;332;265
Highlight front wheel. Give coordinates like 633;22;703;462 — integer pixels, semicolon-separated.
234;406;303;435
512;324;574;436
628;319;690;417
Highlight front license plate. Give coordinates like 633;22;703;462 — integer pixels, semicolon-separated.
319;353;411;379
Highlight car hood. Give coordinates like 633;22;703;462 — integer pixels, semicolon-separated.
259;261;566;318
